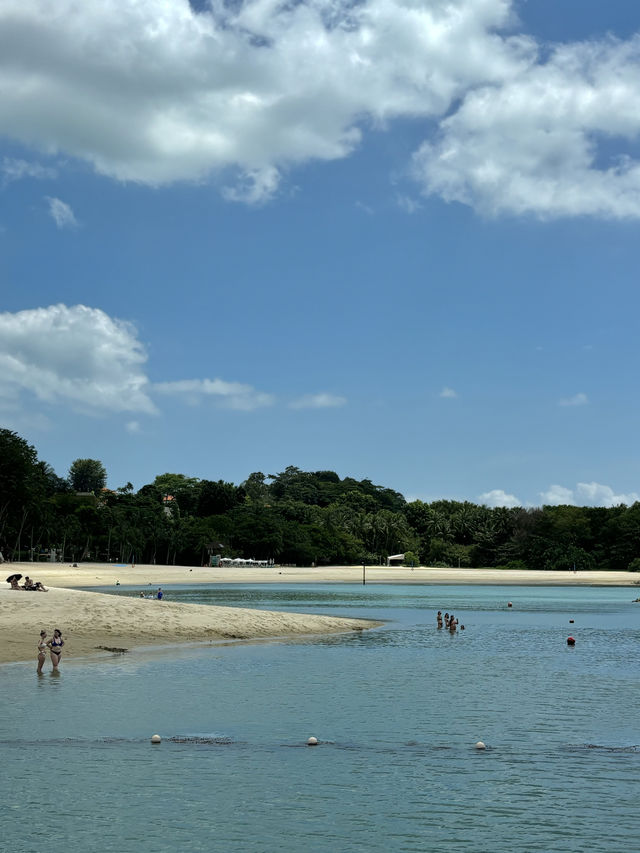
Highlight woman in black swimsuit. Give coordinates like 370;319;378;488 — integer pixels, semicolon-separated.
48;628;64;671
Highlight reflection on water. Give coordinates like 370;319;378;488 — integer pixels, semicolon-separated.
2;583;640;853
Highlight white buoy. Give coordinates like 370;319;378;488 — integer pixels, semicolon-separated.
475;741;486;750
307;736;318;746
151;734;162;744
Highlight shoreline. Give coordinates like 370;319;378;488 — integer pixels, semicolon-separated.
2;562;638;667
4;561;638;588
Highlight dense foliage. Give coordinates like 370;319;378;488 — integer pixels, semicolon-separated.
1;428;639;571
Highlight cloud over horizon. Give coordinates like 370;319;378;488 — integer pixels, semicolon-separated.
2;0;640;214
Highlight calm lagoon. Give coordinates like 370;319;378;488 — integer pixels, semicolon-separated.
2;584;639;853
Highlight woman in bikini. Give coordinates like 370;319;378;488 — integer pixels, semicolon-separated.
37;630;48;674
48;628;64;671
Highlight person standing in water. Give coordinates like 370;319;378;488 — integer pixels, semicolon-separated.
48;629;64;671
37;630;48;674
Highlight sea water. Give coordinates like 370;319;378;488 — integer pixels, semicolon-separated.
2;584;639;853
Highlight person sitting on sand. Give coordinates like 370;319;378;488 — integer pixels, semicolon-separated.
9;578;22;590
34;581;48;592
48;629;64;671
22;576;36;590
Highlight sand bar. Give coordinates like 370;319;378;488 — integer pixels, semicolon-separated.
2;562;638;666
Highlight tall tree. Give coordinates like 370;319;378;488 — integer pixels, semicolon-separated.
68;458;107;493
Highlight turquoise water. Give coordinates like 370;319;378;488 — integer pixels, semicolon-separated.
2;584;640;853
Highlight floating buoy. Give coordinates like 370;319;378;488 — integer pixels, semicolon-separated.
507;602;512;608
569;619;574;623
567;636;576;646
151;734;162;744
307;737;318;746
475;741;486;750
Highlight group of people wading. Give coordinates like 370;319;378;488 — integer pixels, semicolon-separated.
437;611;465;632
37;629;64;674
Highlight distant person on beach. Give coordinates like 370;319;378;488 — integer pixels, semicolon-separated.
444;612;450;628
48;629;64;671
157;587;163;600
37;630;48;674
34;582;48;592
449;615;457;632
22;576;35;590
437;611;443;628
9;578;21;590
139;591;144;598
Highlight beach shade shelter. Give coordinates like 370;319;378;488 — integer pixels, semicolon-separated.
6;573;22;584
386;554;405;566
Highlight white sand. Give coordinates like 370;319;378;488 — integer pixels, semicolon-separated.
2;562;638;665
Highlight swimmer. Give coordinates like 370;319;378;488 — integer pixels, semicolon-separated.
437;610;443;628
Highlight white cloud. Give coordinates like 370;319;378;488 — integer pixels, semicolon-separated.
3;1;639;217
539;482;639;507
478;489;521;508
559;392;588;407
0;304;156;414
222;166;281;205
0;0;531;189
439;387;457;398
46;197;78;229
414;36;640;219
539;484;576;506
125;420;141;434
1;157;57;185
154;378;275;411
289;392;347;409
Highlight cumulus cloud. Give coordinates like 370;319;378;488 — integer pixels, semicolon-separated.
154;378;275;411
46;197;78;229
0;0;531;191
3;1;640;217
439;387;457;398
1;157;57;185
289;392;347;409
0;305;156;414
414;36;640;218
559;392;588;407
540;482;640;507
478;489;521;508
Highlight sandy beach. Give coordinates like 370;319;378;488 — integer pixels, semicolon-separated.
2;562;638;665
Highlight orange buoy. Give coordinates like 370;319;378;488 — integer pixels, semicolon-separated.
567;636;576;646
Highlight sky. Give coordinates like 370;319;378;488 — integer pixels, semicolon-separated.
2;0;640;509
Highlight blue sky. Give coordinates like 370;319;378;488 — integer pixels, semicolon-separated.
1;0;640;508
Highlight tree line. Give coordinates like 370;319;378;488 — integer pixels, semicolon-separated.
2;427;640;571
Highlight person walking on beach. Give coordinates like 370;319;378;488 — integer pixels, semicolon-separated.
48;629;64;671
37;630;48;675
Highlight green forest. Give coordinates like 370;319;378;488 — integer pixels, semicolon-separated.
2;428;640;571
